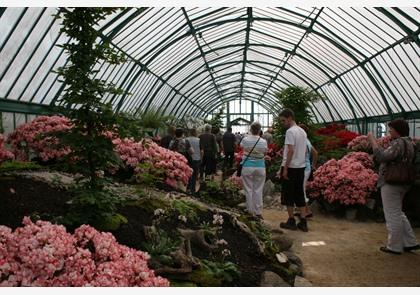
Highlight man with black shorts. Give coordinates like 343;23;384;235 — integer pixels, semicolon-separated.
279;109;309;232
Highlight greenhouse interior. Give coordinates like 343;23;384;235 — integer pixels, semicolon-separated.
0;5;419;287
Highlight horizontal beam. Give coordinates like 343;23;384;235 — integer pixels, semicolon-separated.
0;98;53;115
336;110;420;124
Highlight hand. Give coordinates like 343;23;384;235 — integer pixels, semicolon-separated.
367;132;375;141
282;167;289;180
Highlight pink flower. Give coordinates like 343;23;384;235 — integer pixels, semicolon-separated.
307;152;378;205
0;217;169;287
0;134;14;163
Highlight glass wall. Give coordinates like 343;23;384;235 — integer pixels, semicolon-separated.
208;99;273;134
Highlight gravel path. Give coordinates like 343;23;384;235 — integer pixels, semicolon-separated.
262;209;420;287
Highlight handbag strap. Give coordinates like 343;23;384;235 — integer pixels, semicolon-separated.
243;137;261;164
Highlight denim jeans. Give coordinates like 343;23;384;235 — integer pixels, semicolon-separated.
188;160;201;193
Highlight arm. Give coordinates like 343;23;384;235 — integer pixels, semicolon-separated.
282;144;294;180
368;132;399;163
311;146;318;169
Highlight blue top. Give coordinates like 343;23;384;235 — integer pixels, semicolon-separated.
240;135;267;168
305;139;312;172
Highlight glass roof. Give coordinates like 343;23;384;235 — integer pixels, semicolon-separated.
0;7;419;123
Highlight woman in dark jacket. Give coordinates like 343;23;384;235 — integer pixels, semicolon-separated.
368;119;419;254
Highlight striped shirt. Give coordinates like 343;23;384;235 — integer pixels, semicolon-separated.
240;135;268;168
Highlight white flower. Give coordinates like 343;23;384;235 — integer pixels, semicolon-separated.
153;209;165;216
212;214;224;226
178;215;187;223
216;239;228;246
222;249;231;256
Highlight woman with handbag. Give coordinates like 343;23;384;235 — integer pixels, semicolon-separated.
240;122;268;220
368;119;419;255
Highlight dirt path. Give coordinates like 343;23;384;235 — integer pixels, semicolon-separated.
262;209;420;287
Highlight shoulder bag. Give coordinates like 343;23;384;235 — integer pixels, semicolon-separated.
384;138;416;185
236;137;261;177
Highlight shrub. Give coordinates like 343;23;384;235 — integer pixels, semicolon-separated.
308;152;378;205
0;134;14;163
347;135;392;153
0;217;169;287
6;116;72;162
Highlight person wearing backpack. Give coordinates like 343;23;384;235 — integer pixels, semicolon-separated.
368;119;419;255
186;128;201;195
169;128;193;163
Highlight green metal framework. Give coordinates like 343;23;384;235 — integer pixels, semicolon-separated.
0;7;419;130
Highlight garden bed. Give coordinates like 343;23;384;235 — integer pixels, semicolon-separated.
0;172;298;286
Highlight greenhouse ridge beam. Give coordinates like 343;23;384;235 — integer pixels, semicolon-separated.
239;8;252;105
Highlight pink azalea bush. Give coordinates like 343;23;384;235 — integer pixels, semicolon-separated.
224;175;243;190
0;217;169;287
307;151;378;205
347;135;392;153
6;116;73;161
0;134;14;163
112;137;192;189
376;135;392;149
347;135;370;152
342;151;374;169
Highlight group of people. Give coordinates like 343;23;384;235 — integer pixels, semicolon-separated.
158;109;419;254
159;124;239;194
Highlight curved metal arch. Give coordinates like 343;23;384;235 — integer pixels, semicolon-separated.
176;60;332;120
192;64;329;122
166;54;332;118
135;14;394;120
181;70;282;99
182;86;280;117
149;42;334;102
145;43;341;117
184;95;278;119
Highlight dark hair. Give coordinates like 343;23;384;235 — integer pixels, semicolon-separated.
250;122;262;135
167;126;176;135
175;128;184;138
279;108;295;120
227;127;232;132
388;119;409;137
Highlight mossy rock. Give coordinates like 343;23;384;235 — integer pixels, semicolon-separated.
189;268;223;286
171;199;207;223
97;213;128;231
269;262;297;286
0;161;43;173
169;281;198;287
125;197;171;213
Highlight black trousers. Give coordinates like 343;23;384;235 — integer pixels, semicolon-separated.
224;151;234;169
281;167;306;207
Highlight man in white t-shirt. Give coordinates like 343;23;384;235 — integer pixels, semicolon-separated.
278;109;309;232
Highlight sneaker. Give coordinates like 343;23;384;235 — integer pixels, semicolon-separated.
403;244;420;252
280;218;297;230
297;219;308;232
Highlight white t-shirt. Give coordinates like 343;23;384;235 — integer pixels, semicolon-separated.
281;125;307;168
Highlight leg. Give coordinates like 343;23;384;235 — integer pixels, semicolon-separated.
241;167;255;215
400;186;418;248
293;168;308;232
280;168;297;230
303;169;312;217
252;168;266;216
381;184;405;252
